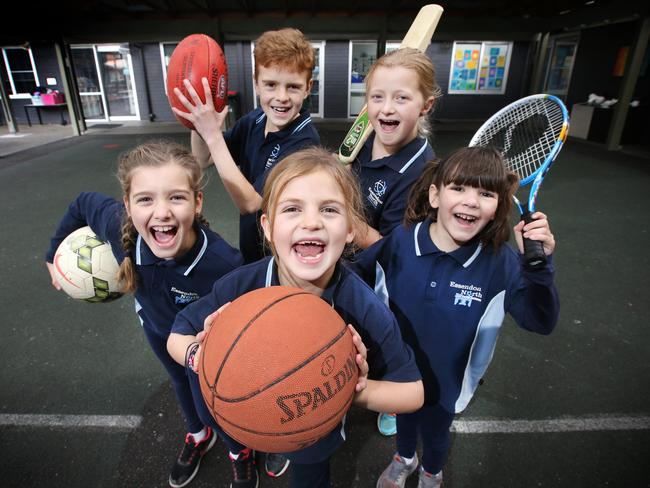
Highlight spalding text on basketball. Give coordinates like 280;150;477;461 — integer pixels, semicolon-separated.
276;352;356;424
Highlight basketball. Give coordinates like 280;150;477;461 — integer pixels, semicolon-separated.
198;286;358;453
166;33;228;130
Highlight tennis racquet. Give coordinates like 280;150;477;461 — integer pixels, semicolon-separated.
469;94;569;269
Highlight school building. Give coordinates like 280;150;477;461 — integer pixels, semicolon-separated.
1;1;648;152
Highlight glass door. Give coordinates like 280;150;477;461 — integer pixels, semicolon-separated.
71;44;140;122
71;46;106;121
97;45;139;120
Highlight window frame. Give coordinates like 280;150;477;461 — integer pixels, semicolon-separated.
347;41;400;117
159;41;179;96
543;34;579;97
1;46;40;99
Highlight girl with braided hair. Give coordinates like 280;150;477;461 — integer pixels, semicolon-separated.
45;141;243;488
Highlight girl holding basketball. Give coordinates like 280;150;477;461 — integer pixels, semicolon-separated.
351;146;559;488
45;142;244;488
351;47;439;250
168;146;424;488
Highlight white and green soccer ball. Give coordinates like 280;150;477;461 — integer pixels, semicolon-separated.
53;226;123;303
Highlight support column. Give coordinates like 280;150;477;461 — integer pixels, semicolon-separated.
606;17;650;151
0;67;18;134
54;39;85;136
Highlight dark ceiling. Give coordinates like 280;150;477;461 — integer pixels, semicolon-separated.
4;0;649;44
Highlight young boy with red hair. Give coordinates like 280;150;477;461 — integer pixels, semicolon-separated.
175;28;320;265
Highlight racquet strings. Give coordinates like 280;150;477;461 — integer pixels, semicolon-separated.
472;98;566;181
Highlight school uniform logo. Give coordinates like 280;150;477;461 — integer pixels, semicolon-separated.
265;144;281;169
171;286;200;305
367;179;387;208
449;281;483;307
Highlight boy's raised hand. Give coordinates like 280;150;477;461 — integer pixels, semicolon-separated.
514;211;555;257
172;77;228;143
348;324;369;392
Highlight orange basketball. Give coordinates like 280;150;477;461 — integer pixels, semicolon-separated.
198;286;358;453
166;33;228;130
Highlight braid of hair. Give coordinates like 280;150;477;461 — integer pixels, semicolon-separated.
195;212;210;229
117;217;139;293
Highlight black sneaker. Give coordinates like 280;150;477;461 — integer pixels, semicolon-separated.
169;427;217;488
265;452;290;477
229;448;259;488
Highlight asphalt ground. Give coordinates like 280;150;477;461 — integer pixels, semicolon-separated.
0;123;649;487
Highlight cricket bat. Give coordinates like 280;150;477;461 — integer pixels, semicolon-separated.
337;4;444;165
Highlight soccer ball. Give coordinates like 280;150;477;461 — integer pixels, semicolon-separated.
52;226;123;303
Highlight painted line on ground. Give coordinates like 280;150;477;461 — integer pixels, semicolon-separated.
0;414;142;430
1;414;648;434
452;416;650;434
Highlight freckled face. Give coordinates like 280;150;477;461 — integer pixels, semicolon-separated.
254;65;312;134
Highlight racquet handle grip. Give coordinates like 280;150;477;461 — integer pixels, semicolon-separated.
522;212;547;269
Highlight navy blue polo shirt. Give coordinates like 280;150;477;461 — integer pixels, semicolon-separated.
352;134;434;235
172;256;421;462
45;192;244;337
352;219;559;413
225;108;320;263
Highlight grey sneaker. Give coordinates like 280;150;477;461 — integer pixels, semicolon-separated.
376;453;419;488
417;466;443;488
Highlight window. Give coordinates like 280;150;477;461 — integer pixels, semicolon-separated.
448;41;513;94
2;46;39;98
160;42;179;95
544;36;578;96
348;42;399;117
250;41;325;117
307;41;325;117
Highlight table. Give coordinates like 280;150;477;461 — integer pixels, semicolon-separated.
23;103;68;126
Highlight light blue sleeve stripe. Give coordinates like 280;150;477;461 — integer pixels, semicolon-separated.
374;262;390;307
265;257;274;287
134;298;144;327
454;290;506;413
135;235;142;265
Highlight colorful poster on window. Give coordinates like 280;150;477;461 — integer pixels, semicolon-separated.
448;42;511;95
449;43;481;92
478;43;510;92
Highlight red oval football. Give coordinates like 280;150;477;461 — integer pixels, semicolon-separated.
166;34;228;130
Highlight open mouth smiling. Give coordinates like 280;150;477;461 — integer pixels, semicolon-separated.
454;213;477;224
151;225;178;244
293;240;326;260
